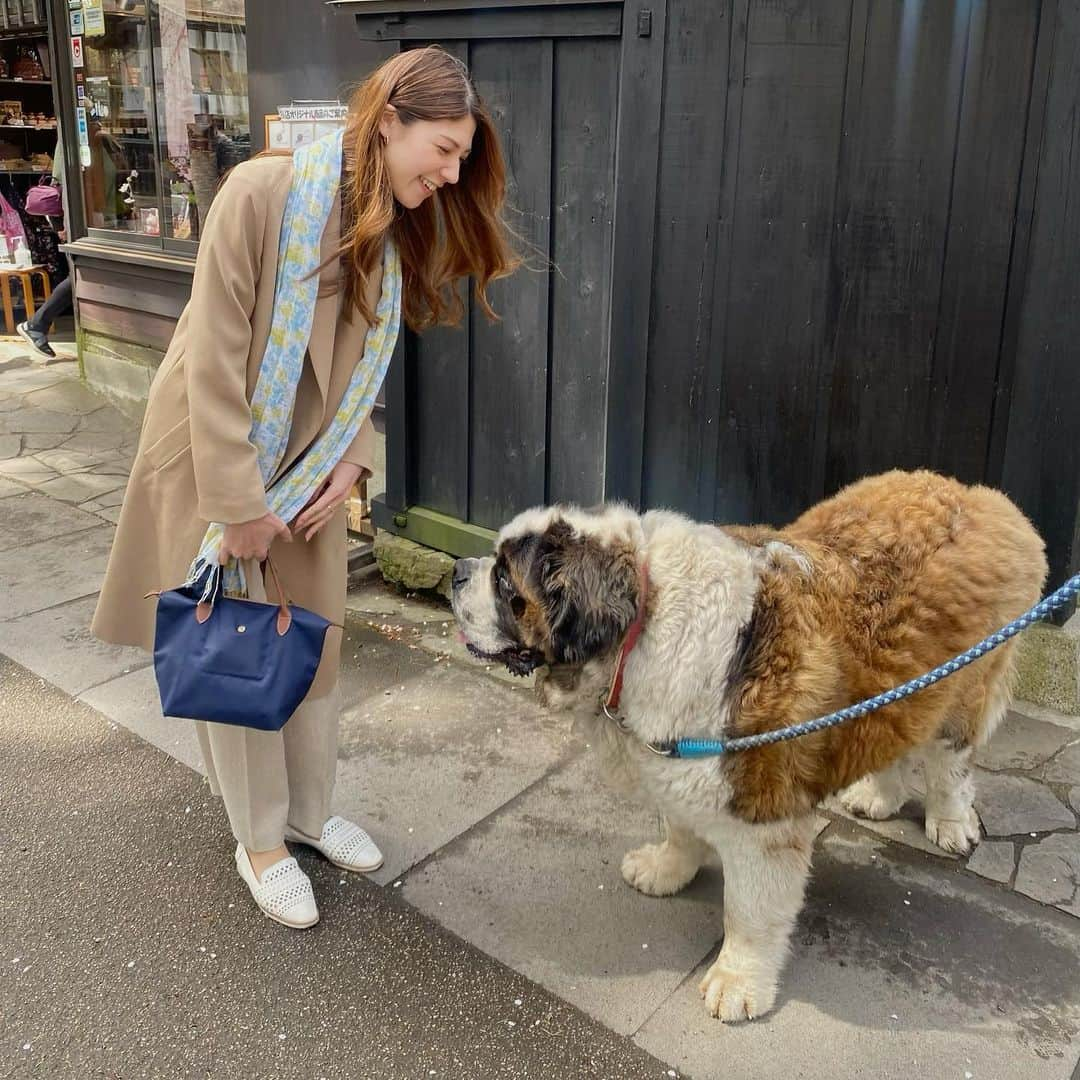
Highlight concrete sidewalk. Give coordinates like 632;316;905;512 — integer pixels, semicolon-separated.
2;352;1079;1079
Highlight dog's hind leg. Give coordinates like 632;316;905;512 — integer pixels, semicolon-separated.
838;758;910;820
622;817;711;897
921;659;1012;855
922;737;981;854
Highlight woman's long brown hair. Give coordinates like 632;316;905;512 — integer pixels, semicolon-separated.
335;47;518;330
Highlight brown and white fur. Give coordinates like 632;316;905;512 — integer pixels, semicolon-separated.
450;470;1047;1023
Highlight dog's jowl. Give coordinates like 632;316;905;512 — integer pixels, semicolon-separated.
451;471;1047;1023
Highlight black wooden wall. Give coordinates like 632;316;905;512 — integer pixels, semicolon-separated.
644;0;1050;527
326;0;1079;588
1000;0;1080;597
406;27;621;527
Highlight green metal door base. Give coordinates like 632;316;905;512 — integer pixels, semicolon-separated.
372;496;497;558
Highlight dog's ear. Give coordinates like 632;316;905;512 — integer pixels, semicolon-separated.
540;525;640;665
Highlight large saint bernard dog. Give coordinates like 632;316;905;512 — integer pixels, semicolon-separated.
451;470;1046;1022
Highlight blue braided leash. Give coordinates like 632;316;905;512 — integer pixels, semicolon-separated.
648;572;1080;759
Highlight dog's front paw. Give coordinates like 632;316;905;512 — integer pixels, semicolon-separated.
622;842;700;897
925;807;981;855
699;959;776;1023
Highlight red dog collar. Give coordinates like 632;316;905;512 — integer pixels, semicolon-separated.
604;560;650;714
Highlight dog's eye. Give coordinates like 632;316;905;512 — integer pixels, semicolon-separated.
495;570;526;618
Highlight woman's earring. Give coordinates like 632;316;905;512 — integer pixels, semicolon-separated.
380;133;388;146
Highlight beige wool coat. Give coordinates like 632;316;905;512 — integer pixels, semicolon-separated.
91;154;383;699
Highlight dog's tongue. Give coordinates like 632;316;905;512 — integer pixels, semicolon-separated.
456;630;466;644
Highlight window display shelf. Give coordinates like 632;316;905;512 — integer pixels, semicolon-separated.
71;1;250;248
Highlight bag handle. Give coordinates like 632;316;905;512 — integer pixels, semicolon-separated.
263;554;293;636
192;554;294;636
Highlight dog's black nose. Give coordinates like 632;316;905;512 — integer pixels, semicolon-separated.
452;559;471;592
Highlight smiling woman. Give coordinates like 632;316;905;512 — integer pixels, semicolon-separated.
91;46;519;931
336;46;519;330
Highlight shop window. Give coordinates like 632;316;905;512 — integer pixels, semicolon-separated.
76;1;249;252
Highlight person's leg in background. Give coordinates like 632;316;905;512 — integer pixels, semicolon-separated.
17;275;73;359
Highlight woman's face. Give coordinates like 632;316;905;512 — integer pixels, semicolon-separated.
379;109;477;209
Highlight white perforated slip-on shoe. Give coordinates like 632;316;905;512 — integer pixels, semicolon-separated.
234;844;319;929
284;816;384;873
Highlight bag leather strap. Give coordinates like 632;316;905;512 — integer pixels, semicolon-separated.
194;555;293;637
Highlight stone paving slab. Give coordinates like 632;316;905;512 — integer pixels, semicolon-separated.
973;771;1076;836
0;365;69;394
86;461;133;478
0;594;149;697
0;491;104;551
60;429;130;454
34;472;125;504
1012;698;1080;735
965;840;1017;884
346;583;539;691
0;406;79;435
337;616;442;707
21;432;69;451
634;826;1080;1080
975;711;1077;772
0;455;57;484
0;476;24;498
23;378;111;415
345;583;452;627
1014;834;1080;917
1036;740;1080;785
401;751;727;1036
336;635;573;885
0;524;114;621
33;447;115;474
76;406;139;435
0;353;29;374
94;483;127;509
0;432;19;458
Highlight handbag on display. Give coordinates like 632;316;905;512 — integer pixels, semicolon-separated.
25;176;61;216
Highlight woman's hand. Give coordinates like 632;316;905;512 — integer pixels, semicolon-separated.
219;511;292;563
292;461;366;542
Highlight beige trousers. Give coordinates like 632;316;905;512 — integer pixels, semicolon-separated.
191;558;340;852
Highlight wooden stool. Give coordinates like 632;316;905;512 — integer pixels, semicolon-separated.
0;265;51;334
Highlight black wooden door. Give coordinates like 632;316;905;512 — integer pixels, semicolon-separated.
341;0;655;553
635;0;1045;531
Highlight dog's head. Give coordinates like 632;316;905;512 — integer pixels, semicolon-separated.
451;504;645;677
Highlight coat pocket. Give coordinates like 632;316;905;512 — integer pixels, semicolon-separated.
143;415;192;472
